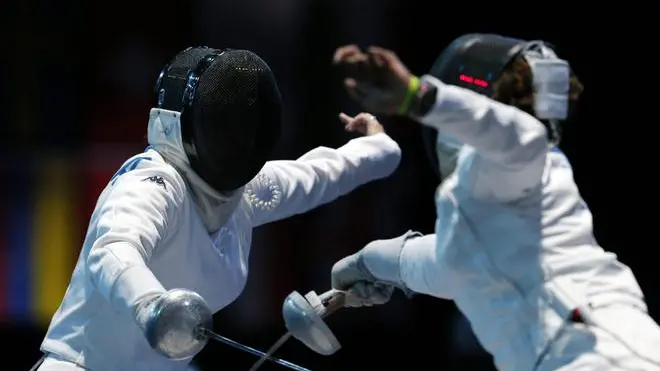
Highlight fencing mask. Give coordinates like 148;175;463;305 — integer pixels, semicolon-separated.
154;46;282;192
421;33;570;179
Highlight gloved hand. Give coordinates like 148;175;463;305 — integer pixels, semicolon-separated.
135;289;213;360
332;45;418;116
331;232;418;307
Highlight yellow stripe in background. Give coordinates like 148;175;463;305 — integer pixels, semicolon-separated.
31;157;77;325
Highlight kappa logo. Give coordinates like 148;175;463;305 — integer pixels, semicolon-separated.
142;175;167;190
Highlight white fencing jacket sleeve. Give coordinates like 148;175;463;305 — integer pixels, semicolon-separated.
245;132;401;227
396;76;549;296
416;75;549;202
86;165;186;318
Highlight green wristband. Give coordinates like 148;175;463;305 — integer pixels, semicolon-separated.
398;76;421;115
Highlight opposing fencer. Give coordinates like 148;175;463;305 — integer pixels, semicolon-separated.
330;35;660;370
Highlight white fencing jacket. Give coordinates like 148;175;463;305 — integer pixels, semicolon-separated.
396;76;651;370
40;109;401;371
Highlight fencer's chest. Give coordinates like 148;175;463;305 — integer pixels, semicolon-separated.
435;171;536;275
148;204;252;312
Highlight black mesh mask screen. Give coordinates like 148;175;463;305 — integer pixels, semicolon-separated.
157;47;282;192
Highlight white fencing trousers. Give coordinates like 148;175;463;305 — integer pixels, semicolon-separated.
538;304;660;371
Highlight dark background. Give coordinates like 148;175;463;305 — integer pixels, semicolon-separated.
0;1;654;370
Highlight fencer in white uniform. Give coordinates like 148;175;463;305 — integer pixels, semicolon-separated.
33;47;401;371
330;36;660;370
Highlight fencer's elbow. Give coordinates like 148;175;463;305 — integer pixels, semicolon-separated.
382;150;402;178
371;133;402;177
86;243;117;293
87;241;149;283
379;133;402;157
530;127;550;162
387;140;403;168
529;120;550;147
87;242;165;313
499;121;549;170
